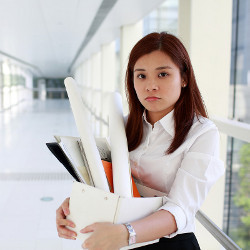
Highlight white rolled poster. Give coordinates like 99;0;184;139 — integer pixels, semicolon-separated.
64;77;109;192
109;92;132;197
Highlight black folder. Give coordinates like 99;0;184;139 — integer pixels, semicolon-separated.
46;142;81;182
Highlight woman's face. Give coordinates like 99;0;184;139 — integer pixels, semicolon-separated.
133;50;184;124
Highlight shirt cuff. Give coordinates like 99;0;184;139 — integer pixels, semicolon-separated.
157;198;187;238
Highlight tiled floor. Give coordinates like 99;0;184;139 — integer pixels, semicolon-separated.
0;100;83;250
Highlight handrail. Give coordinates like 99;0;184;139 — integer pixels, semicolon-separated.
0;50;43;76
81;95;108;126
31;87;66;92
212;116;250;143
81;96;243;250
196;210;241;250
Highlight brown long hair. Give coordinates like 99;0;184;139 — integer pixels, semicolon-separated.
125;32;208;154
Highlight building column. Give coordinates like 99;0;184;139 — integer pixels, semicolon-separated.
0;62;3;111
120;21;143;115
81;59;92;122
178;1;232;249
101;41;116;92
82;60;88;86
91;51;102;136
101;41;116;137
74;62;83;85
91;51;101;90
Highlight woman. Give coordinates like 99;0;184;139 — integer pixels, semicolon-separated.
56;32;224;250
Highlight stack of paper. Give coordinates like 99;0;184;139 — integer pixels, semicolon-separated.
46;136;112;185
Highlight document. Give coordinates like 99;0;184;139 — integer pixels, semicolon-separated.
54;135;92;185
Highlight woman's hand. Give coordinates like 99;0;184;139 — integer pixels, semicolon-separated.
56;197;77;240
81;222;128;250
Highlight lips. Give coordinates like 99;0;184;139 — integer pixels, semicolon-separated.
145;96;160;101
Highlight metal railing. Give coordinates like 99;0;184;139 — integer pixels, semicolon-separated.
0;86;30;112
80;94;108;126
32;87;67;99
196;210;241;250
212;116;250;143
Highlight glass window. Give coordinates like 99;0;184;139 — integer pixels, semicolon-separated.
143;0;178;36
224;0;250;248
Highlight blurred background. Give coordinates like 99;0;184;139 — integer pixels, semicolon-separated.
0;0;249;249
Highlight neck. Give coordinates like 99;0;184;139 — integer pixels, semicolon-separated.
146;108;173;125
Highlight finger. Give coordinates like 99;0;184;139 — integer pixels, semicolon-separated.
57;225;77;238
58;230;76;240
82;238;92;249
59;235;76;240
80;223;96;234
58;234;76;240
62;198;70;216
82;242;88;250
56;207;66;221
82;241;87;249
56;218;75;228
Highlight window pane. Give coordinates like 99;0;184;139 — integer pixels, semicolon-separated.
225;0;250;248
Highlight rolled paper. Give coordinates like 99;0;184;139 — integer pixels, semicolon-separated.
109;92;132;197
64;77;110;192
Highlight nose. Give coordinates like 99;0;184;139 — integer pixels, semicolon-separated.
146;78;159;91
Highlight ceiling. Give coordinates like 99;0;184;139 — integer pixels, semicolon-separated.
0;0;165;78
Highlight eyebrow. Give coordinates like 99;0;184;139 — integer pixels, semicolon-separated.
134;66;173;72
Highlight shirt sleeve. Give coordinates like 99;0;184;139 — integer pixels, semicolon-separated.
157;127;225;237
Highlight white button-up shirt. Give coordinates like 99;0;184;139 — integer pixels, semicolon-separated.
129;110;224;237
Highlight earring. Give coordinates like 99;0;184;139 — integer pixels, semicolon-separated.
182;80;186;88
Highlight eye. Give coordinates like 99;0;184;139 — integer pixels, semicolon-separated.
137;74;146;79
158;72;168;78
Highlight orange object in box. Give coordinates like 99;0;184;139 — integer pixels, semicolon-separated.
102;160;140;197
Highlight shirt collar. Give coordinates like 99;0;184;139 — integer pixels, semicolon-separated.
142;109;175;137
142;110;151;126
159;110;175;137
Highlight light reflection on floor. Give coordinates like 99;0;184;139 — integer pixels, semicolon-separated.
0;99;83;250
